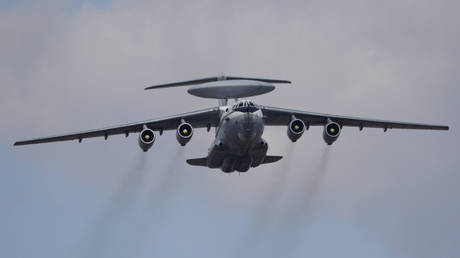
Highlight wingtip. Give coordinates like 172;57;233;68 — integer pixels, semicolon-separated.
14;141;30;146
273;79;291;84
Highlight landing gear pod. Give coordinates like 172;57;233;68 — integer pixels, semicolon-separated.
138;128;156;152
287;118;306;142
323;120;341;145
176;122;193;146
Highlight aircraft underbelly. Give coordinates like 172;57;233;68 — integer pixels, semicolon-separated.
206;111;268;172
206;137;268;172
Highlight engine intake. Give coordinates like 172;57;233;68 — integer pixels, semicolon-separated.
287;118;306;142
323;120;341;145
176;122;193;146
138;128;155;152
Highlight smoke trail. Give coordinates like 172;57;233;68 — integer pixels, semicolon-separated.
80;147;188;258
236;144;295;256
129;148;186;258
281;145;332;257
109;153;148;205
78;152;149;258
152;148;185;201
291;145;330;220
251;145;294;234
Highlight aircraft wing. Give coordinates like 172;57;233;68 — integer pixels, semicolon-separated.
14;107;220;146
260;105;449;131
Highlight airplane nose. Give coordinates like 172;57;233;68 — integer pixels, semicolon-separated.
238;131;254;141
237;113;256;141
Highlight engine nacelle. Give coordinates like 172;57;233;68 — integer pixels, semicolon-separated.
287;119;306;142
176;122;193;146
323;120;341;145
138;128;156;152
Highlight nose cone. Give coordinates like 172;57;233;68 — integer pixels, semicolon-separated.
237;113;258;142
238;129;256;142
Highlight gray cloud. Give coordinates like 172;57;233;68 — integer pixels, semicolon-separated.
1;1;459;258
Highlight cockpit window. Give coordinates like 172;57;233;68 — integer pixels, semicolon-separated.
232;100;259;113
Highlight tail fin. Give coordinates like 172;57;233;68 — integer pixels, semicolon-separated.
187;155;283;167
262;155;283;164
186;157;208;167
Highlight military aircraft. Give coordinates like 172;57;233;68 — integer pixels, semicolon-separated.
14;75;449;173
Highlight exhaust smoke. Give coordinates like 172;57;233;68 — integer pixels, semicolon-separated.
280;145;332;257
78;152;150;258
125;148;186;254
79;149;185;258
236;144;294;256
236;145;332;257
288;145;331;222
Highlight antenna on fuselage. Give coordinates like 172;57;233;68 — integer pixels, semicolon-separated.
217;73;228;106
218;99;228;106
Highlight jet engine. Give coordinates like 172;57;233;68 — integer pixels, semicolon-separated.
287;118;306;142
323;120;341;145
138;128;156;152
176;122;193;146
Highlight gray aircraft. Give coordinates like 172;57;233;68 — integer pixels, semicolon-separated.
14;76;449;173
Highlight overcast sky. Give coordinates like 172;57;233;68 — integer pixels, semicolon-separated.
1;1;459;258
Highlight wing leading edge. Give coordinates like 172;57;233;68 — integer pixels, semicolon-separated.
144;76;291;90
14;107;220;146
14;105;449;146
261;105;449;131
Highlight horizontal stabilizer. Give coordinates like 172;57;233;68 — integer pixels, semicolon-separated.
262;155;283;164
186;157;208;167
145;75;290;90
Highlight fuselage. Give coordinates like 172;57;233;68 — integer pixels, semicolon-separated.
206;100;268;172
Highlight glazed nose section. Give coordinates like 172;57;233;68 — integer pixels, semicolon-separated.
237;113;257;141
